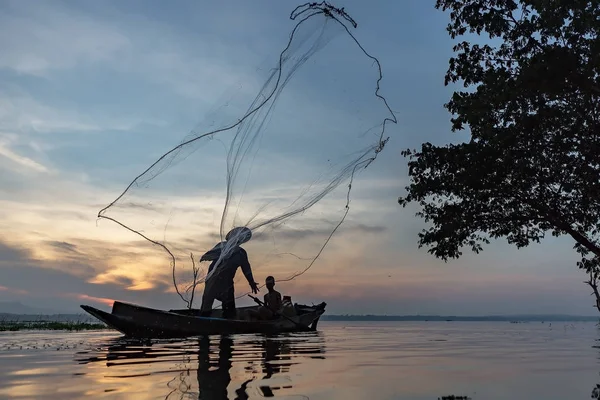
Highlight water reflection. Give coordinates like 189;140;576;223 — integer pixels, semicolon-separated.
77;332;325;399
3;322;600;399
193;335;244;400
592;332;600;399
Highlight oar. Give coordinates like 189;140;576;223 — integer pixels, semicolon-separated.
247;295;310;331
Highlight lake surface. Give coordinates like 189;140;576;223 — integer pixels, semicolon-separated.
1;321;599;399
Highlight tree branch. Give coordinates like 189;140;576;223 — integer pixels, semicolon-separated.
586;269;600;312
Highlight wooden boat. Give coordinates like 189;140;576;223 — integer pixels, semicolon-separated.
80;300;327;339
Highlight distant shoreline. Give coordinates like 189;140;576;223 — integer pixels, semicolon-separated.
321;315;600;322
1;312;598;323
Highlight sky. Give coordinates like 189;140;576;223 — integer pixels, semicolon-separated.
0;0;595;316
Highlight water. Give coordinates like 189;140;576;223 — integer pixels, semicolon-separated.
0;321;599;399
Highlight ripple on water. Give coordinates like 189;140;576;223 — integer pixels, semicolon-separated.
0;322;600;399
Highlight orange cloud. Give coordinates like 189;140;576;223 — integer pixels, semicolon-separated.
0;285;28;295
126;281;156;291
69;293;114;307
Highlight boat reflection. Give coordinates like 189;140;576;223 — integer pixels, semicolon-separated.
77;332;326;399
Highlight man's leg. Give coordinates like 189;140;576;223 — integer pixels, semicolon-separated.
258;306;276;320
246;308;261;321
199;281;216;317
221;288;237;319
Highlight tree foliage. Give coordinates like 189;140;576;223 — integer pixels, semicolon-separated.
398;0;600;308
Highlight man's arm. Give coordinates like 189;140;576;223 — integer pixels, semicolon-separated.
239;249;259;293
275;292;282;310
239;249;254;282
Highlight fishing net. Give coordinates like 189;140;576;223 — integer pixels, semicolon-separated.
98;2;397;308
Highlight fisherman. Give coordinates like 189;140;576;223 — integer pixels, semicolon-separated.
263;276;283;316
248;275;283;321
199;226;259;319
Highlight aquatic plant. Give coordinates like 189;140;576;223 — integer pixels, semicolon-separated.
0;320;107;332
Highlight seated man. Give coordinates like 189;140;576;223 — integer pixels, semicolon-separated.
263;276;282;316
249;276;282;320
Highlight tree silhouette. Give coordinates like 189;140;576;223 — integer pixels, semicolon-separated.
399;0;600;309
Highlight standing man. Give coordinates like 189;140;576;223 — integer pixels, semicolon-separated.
199;226;259;319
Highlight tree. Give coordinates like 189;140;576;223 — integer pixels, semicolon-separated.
398;0;600;310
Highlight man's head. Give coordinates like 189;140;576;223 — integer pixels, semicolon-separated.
265;275;275;290
225;226;252;245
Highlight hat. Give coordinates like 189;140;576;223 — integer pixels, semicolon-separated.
225;226;252;244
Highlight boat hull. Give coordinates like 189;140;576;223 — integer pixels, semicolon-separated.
81;300;326;339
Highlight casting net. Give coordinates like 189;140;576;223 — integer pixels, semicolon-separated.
98;2;397;308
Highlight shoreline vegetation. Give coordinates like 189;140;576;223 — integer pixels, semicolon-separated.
0;313;108;332
0;320;108;332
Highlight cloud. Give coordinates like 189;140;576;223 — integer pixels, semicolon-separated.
0;92;172;198
0;91;168;139
0;141;49;173
0;0;262;103
0;237;183;311
0;140;397;300
352;223;388;234
67;293;115;308
0;196;390;311
251;223;387;243
0;285;28;296
0;219;595;316
0;95;110;135
0;239;30;263
0;0;131;76
46;241;79;254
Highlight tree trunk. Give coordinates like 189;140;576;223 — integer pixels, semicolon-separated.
542;212;600;313
586;270;600;313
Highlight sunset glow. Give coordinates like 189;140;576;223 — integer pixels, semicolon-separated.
0;0;594;316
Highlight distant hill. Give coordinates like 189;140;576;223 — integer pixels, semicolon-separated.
0;301;101;323
0;301;66;315
321;314;600;322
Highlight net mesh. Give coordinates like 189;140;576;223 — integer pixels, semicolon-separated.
97;2;397;308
